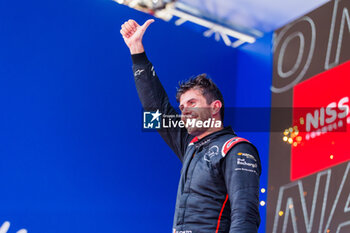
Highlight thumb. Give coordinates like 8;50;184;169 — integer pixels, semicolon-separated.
141;19;155;31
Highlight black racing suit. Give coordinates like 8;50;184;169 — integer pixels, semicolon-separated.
131;52;261;233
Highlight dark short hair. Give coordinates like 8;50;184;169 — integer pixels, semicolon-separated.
176;74;224;121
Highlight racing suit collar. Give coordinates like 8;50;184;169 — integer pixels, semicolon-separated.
191;126;235;147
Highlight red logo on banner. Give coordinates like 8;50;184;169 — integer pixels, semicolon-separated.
291;61;350;181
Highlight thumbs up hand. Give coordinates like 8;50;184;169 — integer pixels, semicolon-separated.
120;19;154;54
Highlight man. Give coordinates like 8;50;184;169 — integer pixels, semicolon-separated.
120;19;261;233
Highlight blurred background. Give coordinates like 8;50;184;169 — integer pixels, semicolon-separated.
1;0;349;232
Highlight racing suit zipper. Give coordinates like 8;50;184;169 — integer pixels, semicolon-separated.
181;150;199;227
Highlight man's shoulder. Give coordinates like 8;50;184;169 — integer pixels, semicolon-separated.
219;135;257;157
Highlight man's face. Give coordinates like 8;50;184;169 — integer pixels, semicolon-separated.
179;88;212;135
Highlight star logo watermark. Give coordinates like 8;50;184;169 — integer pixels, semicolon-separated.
143;110;162;129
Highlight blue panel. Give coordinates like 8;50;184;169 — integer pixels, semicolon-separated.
236;34;273;233
0;0;272;232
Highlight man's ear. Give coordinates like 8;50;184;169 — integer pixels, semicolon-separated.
210;100;222;117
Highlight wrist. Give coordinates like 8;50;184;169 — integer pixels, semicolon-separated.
129;43;144;55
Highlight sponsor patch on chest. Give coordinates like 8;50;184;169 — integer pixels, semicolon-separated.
203;145;219;162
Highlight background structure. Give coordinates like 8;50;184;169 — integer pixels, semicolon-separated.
1;0;348;233
0;0;271;232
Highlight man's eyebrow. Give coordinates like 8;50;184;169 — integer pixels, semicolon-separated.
184;98;197;104
179;98;197;108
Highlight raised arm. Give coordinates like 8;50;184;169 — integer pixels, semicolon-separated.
120;19;192;162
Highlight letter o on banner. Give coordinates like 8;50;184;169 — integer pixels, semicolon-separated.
271;17;316;93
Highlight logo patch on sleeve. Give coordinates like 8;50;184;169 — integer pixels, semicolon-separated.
237;152;257;161
221;137;249;157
